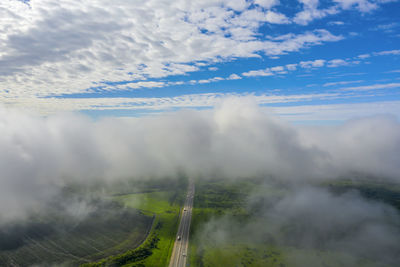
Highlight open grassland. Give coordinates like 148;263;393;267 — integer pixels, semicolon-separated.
189;178;398;267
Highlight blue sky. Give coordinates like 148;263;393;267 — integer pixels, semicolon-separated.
1;0;399;123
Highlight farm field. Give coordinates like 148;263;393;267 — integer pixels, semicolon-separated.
0;178;186;267
0;201;152;266
82;178;186;266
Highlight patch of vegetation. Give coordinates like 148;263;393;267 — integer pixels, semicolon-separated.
83;181;185;267
81;233;159;267
202;244;285;267
324;179;400;209
189;178;257;267
189;178;398;267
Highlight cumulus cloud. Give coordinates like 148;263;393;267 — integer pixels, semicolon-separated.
1;98;400;224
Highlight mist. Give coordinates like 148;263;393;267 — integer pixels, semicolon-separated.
196;183;400;265
0;97;399;226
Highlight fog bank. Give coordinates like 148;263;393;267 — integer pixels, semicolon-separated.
197;184;400;265
1;97;399;223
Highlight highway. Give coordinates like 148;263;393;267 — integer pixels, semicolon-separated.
168;181;195;267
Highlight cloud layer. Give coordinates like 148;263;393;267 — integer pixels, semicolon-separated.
1;98;399;223
1;0;389;100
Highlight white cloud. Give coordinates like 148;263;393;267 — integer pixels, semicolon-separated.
339;82;400;91
270;66;285;72
323;80;364;86
102;81;166;91
198;77;224;84
0;0;343;101
181;73;242;85
327;59;350;67
240;52;369;78
300;59;326;68
272;100;400;122
292;0;392;25
333;0;379;12
242;69;274;77
357;53;371;59
387;69;400;73
373;49;400;56
286;64;298;71
2;84;399;122
227;73;242;80
263;29;343;56
328;21;345;25
371;22;400;33
0;91;345;115
293;7;338;25
242;57;353;78
265;10;291;24
254;0;280;9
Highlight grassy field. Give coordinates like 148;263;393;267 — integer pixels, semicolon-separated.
189;178;398;267
116;191;183;266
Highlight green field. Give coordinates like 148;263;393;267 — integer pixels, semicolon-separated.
189;178;399;267
82;178;186;267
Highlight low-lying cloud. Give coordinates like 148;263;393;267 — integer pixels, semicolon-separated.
197;185;400;265
0;97;399;224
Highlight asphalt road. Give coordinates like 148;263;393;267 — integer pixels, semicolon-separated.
168;181;195;267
